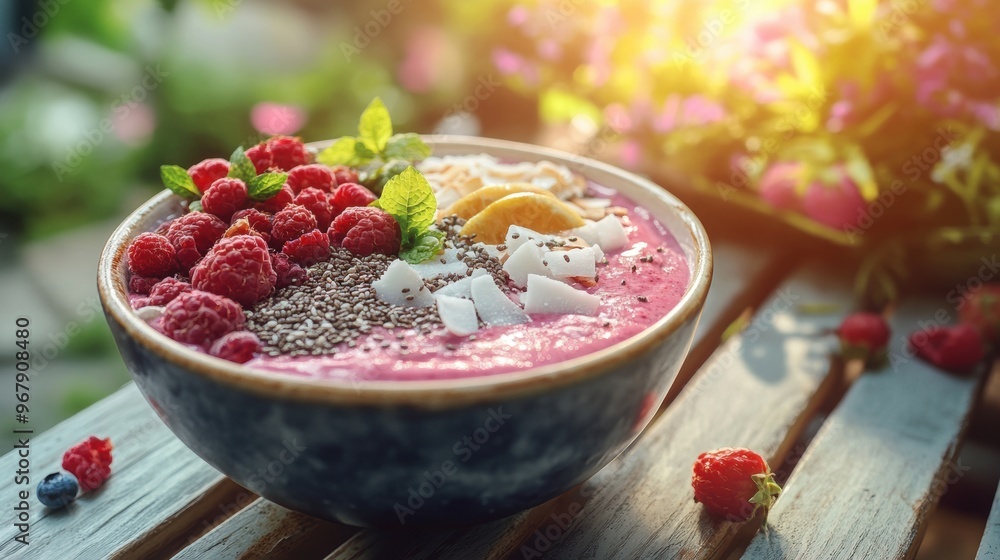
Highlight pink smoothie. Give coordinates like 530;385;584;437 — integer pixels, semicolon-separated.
245;184;691;382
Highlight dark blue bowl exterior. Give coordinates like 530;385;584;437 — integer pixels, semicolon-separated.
107;311;697;527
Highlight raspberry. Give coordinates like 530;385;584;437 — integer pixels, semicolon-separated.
908;324;984;374
330;165;360;186
187;158;230;193
282;229;330;266
246;143;273;174
209;331;262;364
36;472;79;509
129;274;159;295
330;182;378;216
692;447;781;522
127;232;178;278
802;171;865;231
271;204;318;246
328;207;401;257
224;218;267;242
959;284;1000;345
758;162;803;211
286;164;336;193
160;290;245;346
232;208;273;235
254;184;295;213
266;135;311;171
62;436;113;493
147;277;193;307
191;235;276;306
837;312;890;365
272;251;307;288
294;187;335;230
201;178;248;221
165;212;228;272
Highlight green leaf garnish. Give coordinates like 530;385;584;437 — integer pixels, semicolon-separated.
378;166;437;245
316;137;360;167
247;172;288;201
160;165;201;199
385;133;432;161
228;146;257;183
358;97;393;153
314;97;430;176
400;229;445;264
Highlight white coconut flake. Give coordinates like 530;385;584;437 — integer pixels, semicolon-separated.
470;275;530;327
505;225;555;253
372;260;435;307
435;295;479;336
522;274;601;316
544;247;597;279
503;243;552;288
433;269;488;299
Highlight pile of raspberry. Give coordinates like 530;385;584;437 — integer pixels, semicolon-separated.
126;135;403;363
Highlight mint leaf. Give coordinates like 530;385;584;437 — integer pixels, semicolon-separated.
400;230;445;264
317;137;360;167
247;172;287;201
228;146;257;182
188;200;203;212
358;97;392;154
160;165;201;199
384;133;431;161
378;166;437;245
354;139;377;161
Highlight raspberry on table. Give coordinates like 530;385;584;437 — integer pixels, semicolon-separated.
165;212;228;272
266;135;311;171
330;165;360;186
147;277;193;307
160;290;246;346
246;143;273;174
282;229;330;266
254;184;295;214
210;331;263;364
129;274;159;295
272;251;307;288
127;232;178;279
328;206;401;257
286;164;336;193
37;472;79;509
271;204;318;246
294;187;335;230
908;324;984;373
62;436;113;493
329;182;378;217
202;178;248;222
692;447;781;522
191;235;276;306
187;158;230;193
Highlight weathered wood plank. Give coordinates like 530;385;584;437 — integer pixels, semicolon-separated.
174;498;356;560
0;383;237;559
742;299;984;560
975;477;1000;559
324;264;849;560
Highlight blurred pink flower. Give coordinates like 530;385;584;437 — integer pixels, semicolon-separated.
537;39;561;61
803;168;866;230
507;5;530;26
654;95;727;133
914;35;999;128
619;139;642;168
114;102;156;146
492;48;523;76
604;103;632;133
398;27;450;93
251;103;306;136
758;162;805;211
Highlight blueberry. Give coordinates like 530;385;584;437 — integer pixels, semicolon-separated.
37;472;79;509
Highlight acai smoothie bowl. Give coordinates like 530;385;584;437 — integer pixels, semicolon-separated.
98;100;711;526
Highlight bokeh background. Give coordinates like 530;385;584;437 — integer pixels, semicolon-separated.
0;0;997;556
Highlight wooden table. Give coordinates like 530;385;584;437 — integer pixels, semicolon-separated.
2;238;997;559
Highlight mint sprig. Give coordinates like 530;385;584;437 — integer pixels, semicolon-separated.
160;165;200;200
316;97;431;173
248;172;287;200
227;146;257;183
376;166;444;263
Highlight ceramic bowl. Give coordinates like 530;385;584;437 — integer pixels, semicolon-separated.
98;136;712;527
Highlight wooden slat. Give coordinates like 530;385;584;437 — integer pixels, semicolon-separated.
326;264;850;560
174;498;356;560
975;478;1000;559
742;299;985;560
179;239;782;559
0;383;241;559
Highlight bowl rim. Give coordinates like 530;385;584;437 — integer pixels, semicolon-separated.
98;135;712;408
